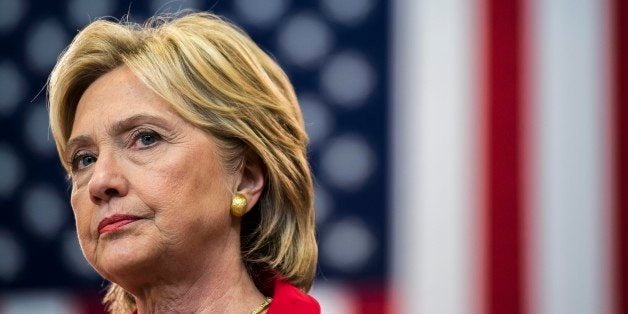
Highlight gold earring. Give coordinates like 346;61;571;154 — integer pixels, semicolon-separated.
230;193;247;217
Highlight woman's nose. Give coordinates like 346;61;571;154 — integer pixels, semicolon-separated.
87;153;129;204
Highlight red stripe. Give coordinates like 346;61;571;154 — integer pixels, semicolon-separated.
482;0;526;313
611;0;628;312
78;292;107;313
352;282;388;314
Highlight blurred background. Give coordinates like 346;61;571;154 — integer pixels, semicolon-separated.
0;0;626;313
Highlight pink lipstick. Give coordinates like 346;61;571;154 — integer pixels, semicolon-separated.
98;215;141;234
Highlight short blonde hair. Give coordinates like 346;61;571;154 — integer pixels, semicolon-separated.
48;12;317;313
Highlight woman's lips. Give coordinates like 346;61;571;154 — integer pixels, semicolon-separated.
98;215;142;234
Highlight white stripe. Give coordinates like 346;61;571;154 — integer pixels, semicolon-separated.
1;291;79;314
391;0;476;313
528;0;611;313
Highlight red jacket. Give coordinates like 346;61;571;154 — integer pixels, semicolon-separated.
267;277;320;314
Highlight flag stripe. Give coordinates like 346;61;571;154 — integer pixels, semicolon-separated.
391;0;476;313
483;0;525;312
528;0;610;313
612;0;628;312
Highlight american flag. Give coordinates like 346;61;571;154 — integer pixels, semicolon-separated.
0;0;626;313
392;0;627;314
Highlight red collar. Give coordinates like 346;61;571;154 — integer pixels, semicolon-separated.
266;276;320;314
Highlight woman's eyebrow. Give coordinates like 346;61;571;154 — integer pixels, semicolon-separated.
66;135;93;158
108;113;173;136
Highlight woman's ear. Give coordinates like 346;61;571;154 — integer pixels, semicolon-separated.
235;152;265;213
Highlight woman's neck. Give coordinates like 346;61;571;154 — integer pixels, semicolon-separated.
133;261;265;313
127;231;266;313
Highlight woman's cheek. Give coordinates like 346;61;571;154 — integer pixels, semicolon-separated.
71;200;95;253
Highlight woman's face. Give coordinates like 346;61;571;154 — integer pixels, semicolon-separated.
67;66;236;284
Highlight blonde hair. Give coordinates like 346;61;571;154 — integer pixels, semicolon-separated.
48;12;317;313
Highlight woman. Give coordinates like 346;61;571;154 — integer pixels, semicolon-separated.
47;12;319;313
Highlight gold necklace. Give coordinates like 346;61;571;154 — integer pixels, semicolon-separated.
250;297;272;314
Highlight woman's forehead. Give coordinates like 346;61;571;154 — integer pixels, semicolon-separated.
70;67;179;138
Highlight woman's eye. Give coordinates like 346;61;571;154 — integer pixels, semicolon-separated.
72;154;97;170
140;134;156;146
133;130;162;148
